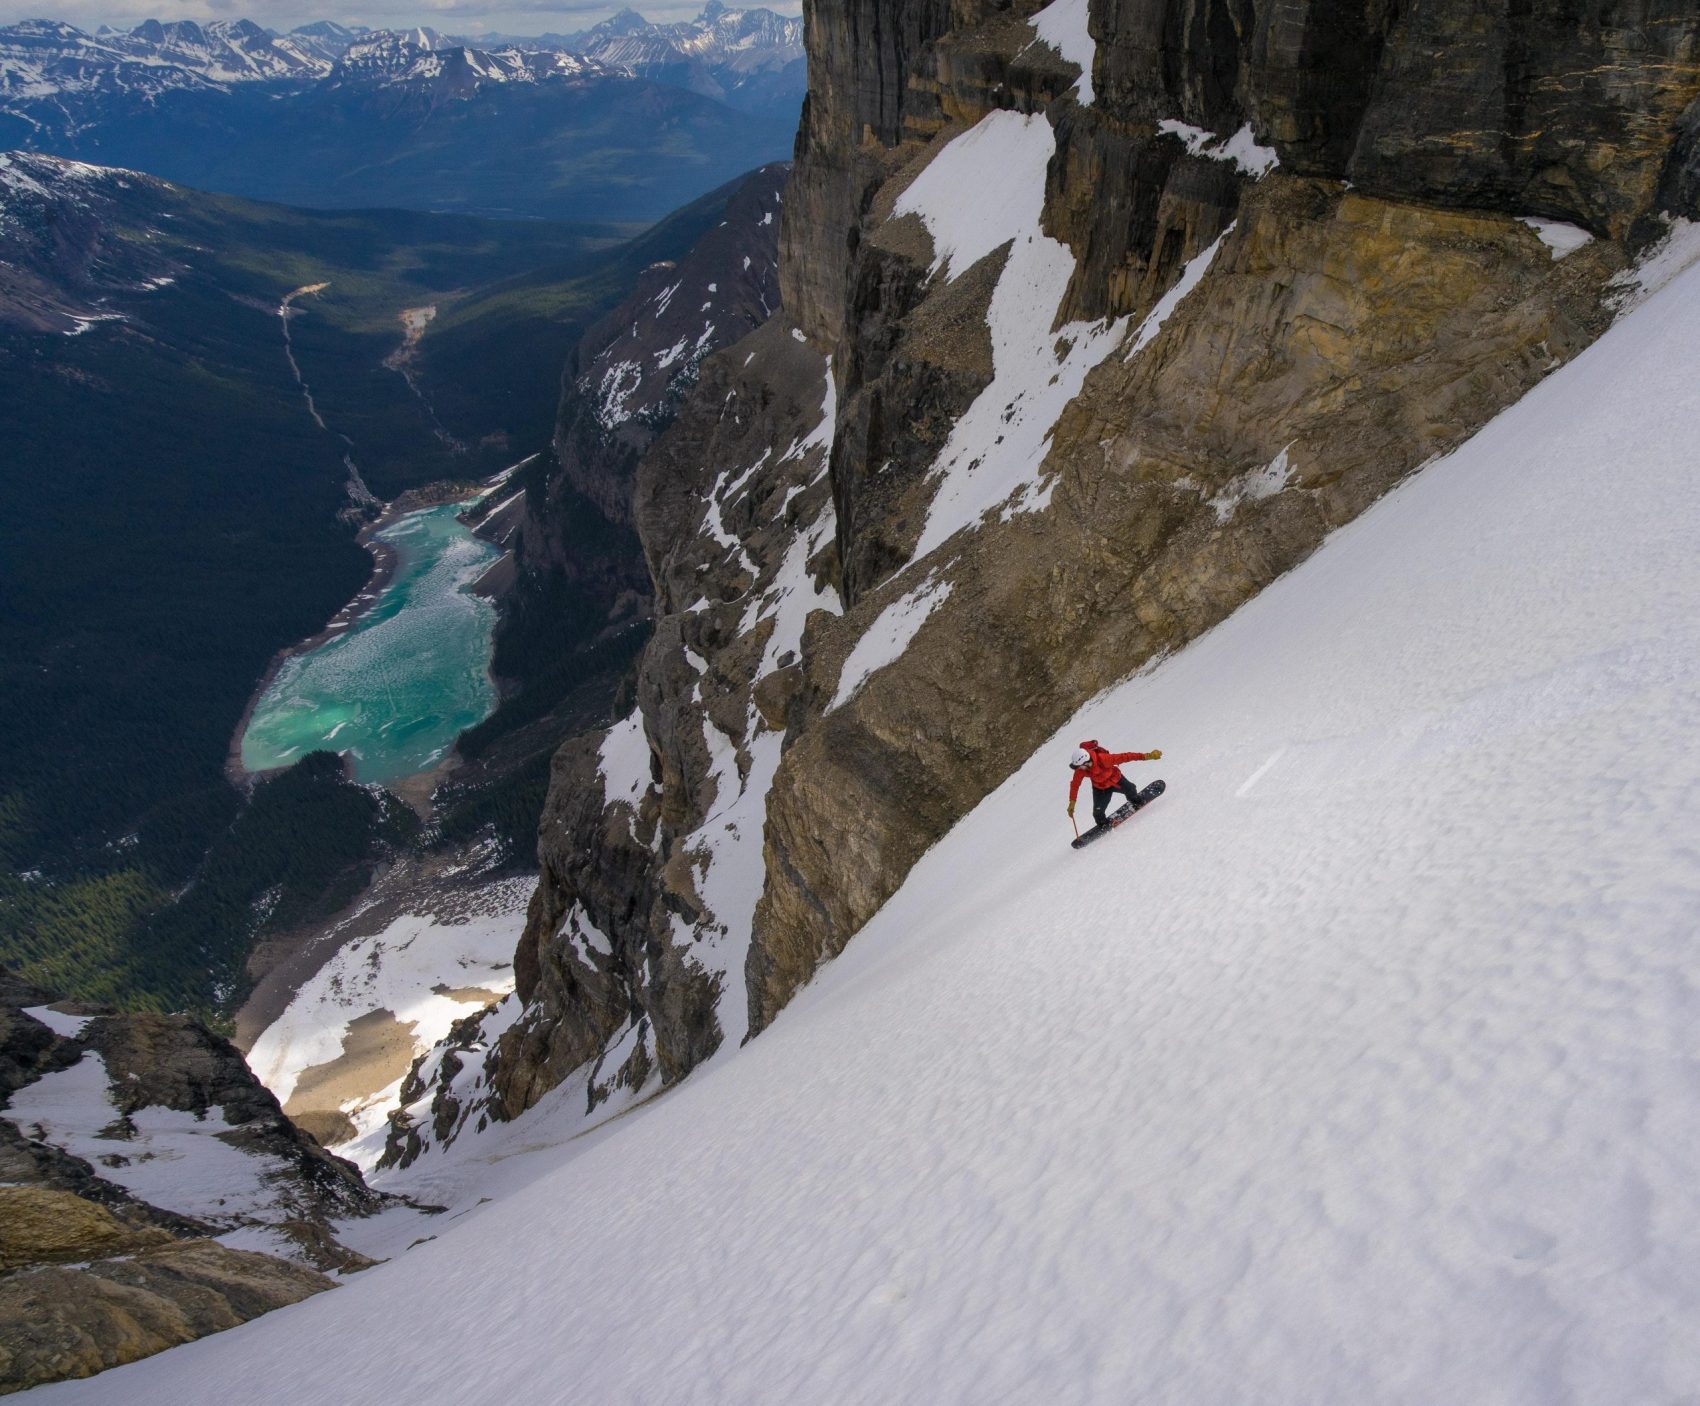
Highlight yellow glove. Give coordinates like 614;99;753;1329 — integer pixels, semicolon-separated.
1066;801;1075;817
1147;748;1163;760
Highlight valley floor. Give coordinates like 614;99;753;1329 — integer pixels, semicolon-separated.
37;244;1700;1404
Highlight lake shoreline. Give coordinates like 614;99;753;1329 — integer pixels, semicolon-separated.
224;522;401;791
224;465;517;792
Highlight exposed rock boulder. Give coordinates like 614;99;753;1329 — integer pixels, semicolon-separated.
0;1238;330;1396
0;1186;174;1273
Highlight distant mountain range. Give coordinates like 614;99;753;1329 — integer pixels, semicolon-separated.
0;6;802;221
0;5;802;118
543;2;804;114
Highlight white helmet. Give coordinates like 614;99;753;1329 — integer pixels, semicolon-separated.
1070;747;1090;769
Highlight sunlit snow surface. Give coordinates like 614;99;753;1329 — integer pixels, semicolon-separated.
246;876;528;1126
240;503;498;783
598;708;654;815
42;236;1700;1406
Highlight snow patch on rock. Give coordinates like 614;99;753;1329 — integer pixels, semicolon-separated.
1520;217;1594;258
1028;0;1095;105
688;726;784;1049
599;708;653;814
4;1050;294;1229
896;111;1131;558
1157;119;1279;177
831;577;955;711
1191;443;1296;521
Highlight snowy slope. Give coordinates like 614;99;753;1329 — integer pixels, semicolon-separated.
245;875;528;1148
39;246;1700;1403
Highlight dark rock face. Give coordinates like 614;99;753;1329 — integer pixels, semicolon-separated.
1091;0;1700;238
489;163;791;741
1341;0;1700;236
1655;91;1700;223
1046;104;1243;320
505;321;837;1109
829;234;1000;603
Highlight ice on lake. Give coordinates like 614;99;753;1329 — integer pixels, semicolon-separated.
240;503;499;784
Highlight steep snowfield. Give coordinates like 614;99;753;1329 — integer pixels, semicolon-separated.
41;252;1700;1402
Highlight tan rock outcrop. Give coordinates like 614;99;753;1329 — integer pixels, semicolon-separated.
0;1240;331;1395
0;1187;174;1273
0;977;387;1389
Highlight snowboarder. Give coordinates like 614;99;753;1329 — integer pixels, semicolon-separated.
1067;740;1162;828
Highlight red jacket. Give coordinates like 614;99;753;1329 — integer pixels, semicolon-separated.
1068;741;1151;802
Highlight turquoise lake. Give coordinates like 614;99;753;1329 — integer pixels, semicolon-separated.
240;502;500;784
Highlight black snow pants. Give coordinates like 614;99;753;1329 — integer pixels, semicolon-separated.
1092;776;1141;826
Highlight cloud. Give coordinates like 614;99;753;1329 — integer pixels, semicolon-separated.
0;0;800;37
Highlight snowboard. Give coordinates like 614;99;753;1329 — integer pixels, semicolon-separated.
1071;779;1166;850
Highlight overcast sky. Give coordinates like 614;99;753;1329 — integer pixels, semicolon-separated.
0;0;801;37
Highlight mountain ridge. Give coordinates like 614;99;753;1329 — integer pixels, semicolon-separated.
0;11;799;222
0;6;802;119
366;0;1700;1181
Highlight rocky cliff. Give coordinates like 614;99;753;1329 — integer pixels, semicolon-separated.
387;0;1700;1159
0;969;395;1392
449;162;790;827
508;161;788;641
